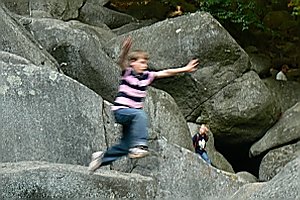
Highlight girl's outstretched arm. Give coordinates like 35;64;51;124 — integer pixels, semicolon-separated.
117;36;132;70
154;59;199;78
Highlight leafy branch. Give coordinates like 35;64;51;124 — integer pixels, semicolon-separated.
288;0;300;15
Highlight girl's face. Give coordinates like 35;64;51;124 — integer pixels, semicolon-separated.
199;125;208;135
131;58;148;74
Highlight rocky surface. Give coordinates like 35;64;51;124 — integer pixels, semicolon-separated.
250;102;300;157
0;4;58;70
0;1;299;199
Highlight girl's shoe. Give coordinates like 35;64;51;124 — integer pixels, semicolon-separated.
91;151;103;161
88;151;104;173
128;146;150;158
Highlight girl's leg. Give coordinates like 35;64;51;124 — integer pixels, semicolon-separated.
100;124;131;166
89;108;149;172
114;108;149;158
88;124;131;172
114;108;148;147
200;151;211;165
128;109;148;147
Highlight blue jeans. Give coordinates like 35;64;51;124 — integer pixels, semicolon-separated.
101;108;148;166
198;151;211;165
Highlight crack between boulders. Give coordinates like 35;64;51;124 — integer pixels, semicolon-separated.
76;0;87;21
101;101;110;151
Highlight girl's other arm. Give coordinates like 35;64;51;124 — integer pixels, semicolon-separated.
154;59;199;78
117;37;132;70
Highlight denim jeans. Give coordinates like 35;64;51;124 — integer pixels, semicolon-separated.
101;108;148;166
198;151;211;165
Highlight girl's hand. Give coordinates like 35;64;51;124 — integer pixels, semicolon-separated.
121;36;132;53
184;59;199;72
118;36;132;69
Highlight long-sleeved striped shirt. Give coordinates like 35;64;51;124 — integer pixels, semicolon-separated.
111;67;156;111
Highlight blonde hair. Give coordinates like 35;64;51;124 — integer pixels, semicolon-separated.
128;50;149;62
200;124;209;131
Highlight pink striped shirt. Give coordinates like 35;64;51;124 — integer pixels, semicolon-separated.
112;67;156;110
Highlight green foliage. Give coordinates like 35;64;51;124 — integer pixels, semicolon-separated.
288;0;300;16
159;0;263;31
158;0;297;31
196;0;263;30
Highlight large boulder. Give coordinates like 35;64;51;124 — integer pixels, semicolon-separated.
30;0;85;20
0;53;106;166
236;171;258;183
0;51;31;65
132;139;248;199
79;2;137;29
0;140;251;199
145;87;193;151
24;17;119;101
2;0;89;19
0;161;156;199
250;102;300;157
197;71;280;145
101;139;250;199
259;141;300;181
25;16;196;152
2;0;29;15
104;11;251;119
248;52;271;77
104;12;281;146
230;156;300;200
262;78;300;112
0;4;58;70
112;19;157;35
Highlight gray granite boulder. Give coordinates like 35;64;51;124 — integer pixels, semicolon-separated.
263;78;300;112
79;2;137;29
0;4;58;70
250;102;300;157
104;11;250;119
197;71;280;145
24;17;118;101
236;171;258;183
112;19;157;35
30;0;84;20
259;141;300;181
0;161;156;199
2;0;86;20
132;139;248;199
248;52;271;77
145;87;194;151
0;51;31;65
2;0;29;15
104;12;280;146
230;156;300;200
0;54;106;166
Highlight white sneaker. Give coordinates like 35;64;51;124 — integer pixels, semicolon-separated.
88;151;104;173
91;151;103;161
128;146;150;158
